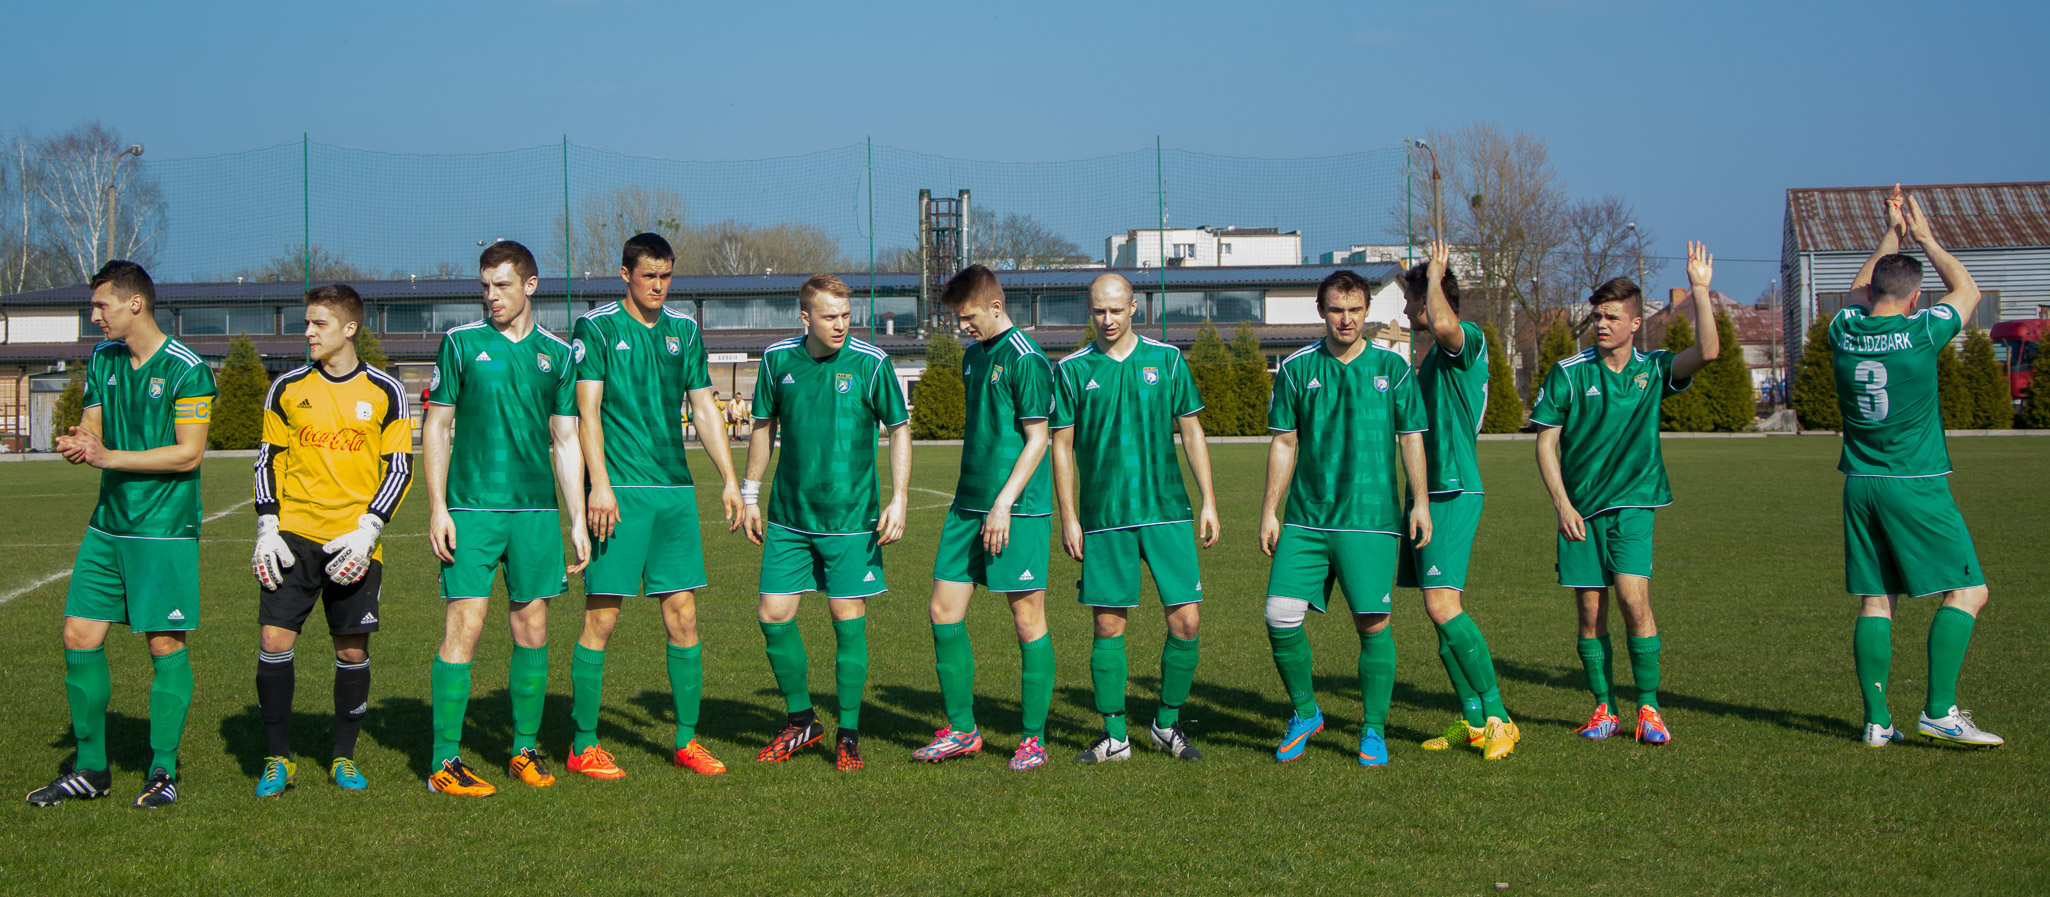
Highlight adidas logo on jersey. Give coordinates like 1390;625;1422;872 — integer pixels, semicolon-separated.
1085;379;1100;390
615;340;630;351
166;609;185;622
476;351;492;362
1586;385;1601;396
1426;565;1441;576
360;612;377;625
1018;570;1035;582
1306;378;1322;389
297;398;312;408
863;571;876;582
781;374;796;384
107;375;117;386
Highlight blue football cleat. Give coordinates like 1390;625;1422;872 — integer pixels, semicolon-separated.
1357;729;1388;767
255;756;296;797
329;757;368;790
1574;702;1620;740
1275;709;1325;762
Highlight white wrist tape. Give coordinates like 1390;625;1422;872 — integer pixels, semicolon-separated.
741;479;761;505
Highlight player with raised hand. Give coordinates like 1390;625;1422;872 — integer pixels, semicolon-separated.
1835;187;2000;748
741;274;911;773
29;261;214;809
570;232;744;778
1260;269;1431;767
914;265;1058;770
421;240;590;797
1531;242;1719;746
249;285;413;796
1051;273;1218;764
1395;241;1518;761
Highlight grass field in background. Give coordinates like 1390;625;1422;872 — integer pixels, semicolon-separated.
0;439;2044;895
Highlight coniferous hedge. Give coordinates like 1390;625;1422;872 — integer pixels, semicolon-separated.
210;334;270;450
1959;327;2011;429
913;330;965;440
1478;322;1525;433
1791;318;1840;430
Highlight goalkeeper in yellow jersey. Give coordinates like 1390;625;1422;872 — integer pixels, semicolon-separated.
249;284;414;796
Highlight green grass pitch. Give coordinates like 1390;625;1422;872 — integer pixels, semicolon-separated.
0;438;2044;894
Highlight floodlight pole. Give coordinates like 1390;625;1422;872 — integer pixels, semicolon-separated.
867;135;875;342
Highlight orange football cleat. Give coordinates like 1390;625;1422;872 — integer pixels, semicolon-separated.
567;744;626;780
508;747;556;787
672;738;728;775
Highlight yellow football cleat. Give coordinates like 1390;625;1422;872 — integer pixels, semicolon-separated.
508;748;556;787
426;758;497;797
1421;721;1484;751
1482;718;1518;761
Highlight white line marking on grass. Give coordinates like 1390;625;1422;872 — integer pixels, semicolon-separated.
0;499;254;607
910;486;956;511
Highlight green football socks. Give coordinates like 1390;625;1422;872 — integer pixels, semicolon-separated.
1925;606;1976;719
832;615;868;731
508;644;548;753
569;644;606;754
760;619;812;715
430;656;471;769
1157;634;1199;729
63;647;111;773
1578;634;1614;704
1441;613;1506;723
1853;615;1893;728
1267;625;1317;719
668;642;702;748
1436;626;1484;728
1090;634;1128;741
1357;628;1396;736
1627;634;1662;710
1019;633;1054;740
932;621;976;733
147;648;193;778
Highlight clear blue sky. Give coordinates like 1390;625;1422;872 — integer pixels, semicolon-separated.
7;0;2044;299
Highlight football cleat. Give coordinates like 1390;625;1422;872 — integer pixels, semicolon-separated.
330;757;368;790
912;727;983;763
1074;736;1132;764
1574;702;1620;740
427;757;497;797
756;719;827;763
1635;706;1671;745
1009;736;1047;771
26;766;112;807
672;738;728;775
1422;720;1484;751
568;744;626;780
1275;710;1325;762
508;748;555;787
835;736;865;772
255;756;297;797
133;768;179;809
1918;706;2003;747
1481;719;1518;761
1864;724;1905;747
1357;729;1389;767
1149;720;1203;761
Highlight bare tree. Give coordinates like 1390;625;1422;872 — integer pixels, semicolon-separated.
1555;194;1666;334
874;245;921;272
28;122;165;282
970;209;1083;270
233;244;376;284
548;185;688;276
677;220;847;276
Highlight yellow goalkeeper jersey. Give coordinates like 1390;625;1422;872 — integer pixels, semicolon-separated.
256;362;414;556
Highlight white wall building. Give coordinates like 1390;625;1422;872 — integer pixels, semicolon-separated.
1106;226;1301;268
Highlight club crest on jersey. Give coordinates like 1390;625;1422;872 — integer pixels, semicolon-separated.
571;339;586;364
990;364;1004;384
430;367;442;391
1931;304;1955;320
148;377;164;398
1634;372;1649;391
1142;367;1159;385
1374;375;1389;392
835;372;854;394
537;353;552;373
355;400;375;421
666;336;680;355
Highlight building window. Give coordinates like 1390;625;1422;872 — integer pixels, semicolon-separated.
1158;290;1265;324
1815;292;1847;320
1172;243;1196;259
533;301;596;334
1033;292;1091;327
701;297;797;330
1222;243;1233;255
384;303;485;334
1971;290;2000;331
179;305;277;336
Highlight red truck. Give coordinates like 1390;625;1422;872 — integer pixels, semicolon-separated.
1991;319;2047;400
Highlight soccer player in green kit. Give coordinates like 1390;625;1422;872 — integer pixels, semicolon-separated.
422;240;590;796
29;261;213;809
1836;188;2001;748
1531;241;1718;745
1395;241;1518;761
571;232;745;778
1261;269;1432;767
1052;273;1218;764
742;274;912;772
913;265;1059;770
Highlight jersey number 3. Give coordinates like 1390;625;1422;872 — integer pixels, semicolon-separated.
1853;360;1889;422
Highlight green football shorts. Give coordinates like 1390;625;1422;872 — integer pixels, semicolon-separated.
584;486;707;598
440;509;568;602
1265;526;1398;615
1396;491;1484;591
932;507;1051;592
1555;506;1655;588
65;528;200;631
759;525;886;599
1842;475;1983;597
1077;521;1203;608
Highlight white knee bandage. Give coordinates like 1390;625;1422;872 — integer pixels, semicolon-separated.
1264;596;1310;629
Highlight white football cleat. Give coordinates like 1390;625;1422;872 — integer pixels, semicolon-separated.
1863;723;1904;747
1918;706;2003;747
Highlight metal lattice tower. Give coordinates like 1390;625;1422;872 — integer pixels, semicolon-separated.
917;188;970;334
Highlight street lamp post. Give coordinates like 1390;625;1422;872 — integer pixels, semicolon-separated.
102;143;143;266
1628;221;1646;351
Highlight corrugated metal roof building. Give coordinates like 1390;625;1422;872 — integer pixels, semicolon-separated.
1782;181;2050;367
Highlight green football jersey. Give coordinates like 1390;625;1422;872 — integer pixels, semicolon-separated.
1830;303;1963;477
427;320;576;511
1415;321;1489;495
1528;347;1692;515
1266;340;1427;533
573;302;711;488
1050;336;1204;532
954;327;1054;516
83;337;218;538
753;335;909;534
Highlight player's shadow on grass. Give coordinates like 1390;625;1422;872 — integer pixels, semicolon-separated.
729;686;949;762
219;705;398;776
864;684;1102;754
1491;658;1846;737
361;696;435;777
42;712;152;776
1142;676;1447;760
620;690;779;761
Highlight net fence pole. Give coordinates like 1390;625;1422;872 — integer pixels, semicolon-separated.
563;135;572;327
1156;136;1166;339
301;133;310;293
867;134;875;342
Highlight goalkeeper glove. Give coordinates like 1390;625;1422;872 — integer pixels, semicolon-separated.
322;513;384;585
252;514;294;591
